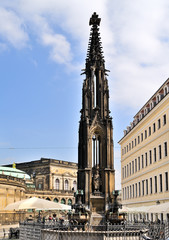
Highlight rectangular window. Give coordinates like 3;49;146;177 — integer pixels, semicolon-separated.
161;213;164;223
142;155;144;168
158;119;161;129
138;157;140;170
149;150;152;164
125;166;126;178
135;138;137;146
153;123;156;133
123;188;124;200
164;142;167;157
135;159;137;172
132;141;134;148
125;187;126;200
163;114;166;125
127;145;128;152
139;182;141;196
130;185;131;199
142;180;145;196
154;176;157;193
127;186;129;199
150;177;152;194
127;164;128;177
132;160;134;174
129;143;131;151
141;133;143;142
159;145;162;160
154;148;157;162
160;174;163;192
135;183;137;197
145;153;148;167
165;172;168;191
145;130;147;139
149;126;151;136
138;136;140;144
129;163;131;175
132;184;134;198
146;179;148;195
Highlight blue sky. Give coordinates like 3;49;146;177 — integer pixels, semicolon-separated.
1;0;169;189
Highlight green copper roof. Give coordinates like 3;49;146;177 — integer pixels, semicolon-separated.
0;166;30;179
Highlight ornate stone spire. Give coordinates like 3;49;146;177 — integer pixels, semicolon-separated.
85;12;105;72
78;13;115;220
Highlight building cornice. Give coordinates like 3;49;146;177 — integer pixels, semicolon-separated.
119;92;169;143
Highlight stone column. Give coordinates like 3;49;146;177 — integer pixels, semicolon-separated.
6;188;8;207
52;173;55;190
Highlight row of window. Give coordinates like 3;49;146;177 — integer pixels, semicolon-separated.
55;179;77;191
122;114;167;155
122;142;168;179
45;197;72;205
122;172;169;200
38;179;77;191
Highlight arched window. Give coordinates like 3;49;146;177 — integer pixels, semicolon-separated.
46;197;51;201
156;95;160;103
65;180;69;190
73;180;77;191
38;182;43;190
53;198;58;203
61;198;66;204
92;135;100;167
68;199;72;205
94;73;97;107
165;87;168;95
55;179;60;190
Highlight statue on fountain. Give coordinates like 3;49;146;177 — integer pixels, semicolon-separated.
106;190;125;224
68;190;90;230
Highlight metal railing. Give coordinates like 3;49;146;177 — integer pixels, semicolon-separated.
19;221;169;240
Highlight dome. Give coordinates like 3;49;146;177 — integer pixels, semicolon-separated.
0;166;30;180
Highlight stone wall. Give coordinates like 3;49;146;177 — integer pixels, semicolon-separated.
0;211;25;225
41;230;141;240
0;174;26;210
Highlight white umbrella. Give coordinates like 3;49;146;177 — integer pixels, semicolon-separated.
119;206;150;213
147;202;169;214
4;197;71;211
119;206;131;213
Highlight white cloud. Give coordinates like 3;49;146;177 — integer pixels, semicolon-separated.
1;0;169;109
0;7;28;48
105;0;169;110
42;32;72;64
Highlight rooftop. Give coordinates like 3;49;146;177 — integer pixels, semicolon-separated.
0;166;31;179
119;78;169;143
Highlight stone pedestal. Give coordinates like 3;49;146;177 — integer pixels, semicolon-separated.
90;212;105;225
90;195;105;225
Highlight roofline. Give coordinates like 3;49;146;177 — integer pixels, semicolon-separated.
118;80;169;143
134;77;169;118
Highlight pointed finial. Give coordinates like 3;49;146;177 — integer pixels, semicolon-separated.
12;162;16;168
89;12;101;26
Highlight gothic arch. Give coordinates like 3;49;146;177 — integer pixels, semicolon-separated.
89;124;105;139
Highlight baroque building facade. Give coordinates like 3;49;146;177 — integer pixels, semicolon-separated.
119;79;169;221
6;158;78;205
78;12;115;218
0;166;33;210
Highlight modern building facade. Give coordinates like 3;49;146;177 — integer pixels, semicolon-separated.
119;79;169;218
6;158;78;205
78;12;115;218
